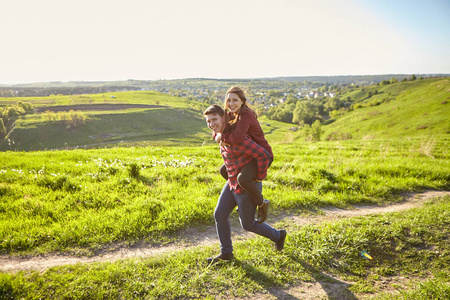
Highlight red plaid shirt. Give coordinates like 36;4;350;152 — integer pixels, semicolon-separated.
220;136;270;194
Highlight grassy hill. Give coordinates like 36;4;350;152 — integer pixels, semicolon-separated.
1;91;297;151
2;77;449;151
322;78;450;140
0;92;207;151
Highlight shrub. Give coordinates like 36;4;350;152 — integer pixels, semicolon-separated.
43;111;57;122
326;132;353;141
67;110;87;127
310;120;322;141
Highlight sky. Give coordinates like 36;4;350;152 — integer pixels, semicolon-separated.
1;0;449;84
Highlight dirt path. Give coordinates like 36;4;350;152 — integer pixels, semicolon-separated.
1;190;449;274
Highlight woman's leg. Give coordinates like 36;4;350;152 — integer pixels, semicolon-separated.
237;159;264;206
219;164;228;180
234;182;281;242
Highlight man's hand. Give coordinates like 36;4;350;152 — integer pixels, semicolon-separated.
219;141;230;147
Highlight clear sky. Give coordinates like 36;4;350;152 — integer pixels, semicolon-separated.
1;0;449;84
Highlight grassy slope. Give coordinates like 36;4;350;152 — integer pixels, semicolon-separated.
2;77;449;150
323;78;450;140
1;91;295;150
0;91;208;150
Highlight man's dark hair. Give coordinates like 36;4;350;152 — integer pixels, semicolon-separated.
203;104;225;117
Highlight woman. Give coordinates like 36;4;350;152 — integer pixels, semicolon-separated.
215;86;274;223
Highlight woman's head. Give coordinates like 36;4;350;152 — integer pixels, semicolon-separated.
224;86;247;114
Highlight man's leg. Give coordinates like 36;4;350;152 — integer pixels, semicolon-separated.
213;183;237;255
234;182;281;243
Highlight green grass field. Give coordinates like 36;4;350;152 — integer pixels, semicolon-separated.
1;78;449;299
2;196;449;299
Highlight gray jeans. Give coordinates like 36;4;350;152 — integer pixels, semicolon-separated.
214;182;281;255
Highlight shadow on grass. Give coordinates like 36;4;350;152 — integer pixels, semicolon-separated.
230;256;357;300
291;255;358;300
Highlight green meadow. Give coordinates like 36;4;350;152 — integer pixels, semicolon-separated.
1;77;449;299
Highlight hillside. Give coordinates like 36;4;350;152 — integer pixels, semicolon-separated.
0;90;298;151
322;78;450;140
0;92;205;151
1;77;449;151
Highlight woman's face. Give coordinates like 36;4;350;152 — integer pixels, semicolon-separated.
226;93;244;114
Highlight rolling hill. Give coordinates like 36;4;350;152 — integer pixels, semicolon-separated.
1;77;449;151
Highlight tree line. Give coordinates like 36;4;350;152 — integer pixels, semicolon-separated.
265;96;347;125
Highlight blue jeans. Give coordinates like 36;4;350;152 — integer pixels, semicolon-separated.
214;182;281;255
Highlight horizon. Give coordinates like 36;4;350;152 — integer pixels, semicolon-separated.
1;0;449;85
2;73;448;86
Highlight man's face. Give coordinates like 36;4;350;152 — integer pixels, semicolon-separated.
205;113;225;134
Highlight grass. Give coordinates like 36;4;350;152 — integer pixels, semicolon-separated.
0;77;449;298
1;195;448;299
0;138;448;256
2;78;449;150
1;91;295;150
1;91;210;151
323;78;450;140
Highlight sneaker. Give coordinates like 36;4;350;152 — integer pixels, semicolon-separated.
207;253;234;264
256;199;270;224
276;230;287;251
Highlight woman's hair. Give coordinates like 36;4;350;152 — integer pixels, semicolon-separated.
224;86;257;125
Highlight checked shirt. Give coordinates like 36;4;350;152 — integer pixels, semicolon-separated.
220;136;270;194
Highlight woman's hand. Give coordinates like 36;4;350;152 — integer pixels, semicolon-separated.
215;133;230;146
215;133;222;144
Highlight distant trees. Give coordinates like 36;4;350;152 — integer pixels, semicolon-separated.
302;120;322;141
268;103;294;123
268;90;284;98
0;86;141;97
42;110;88;128
267;95;345;125
292;101;319;124
1;102;33;141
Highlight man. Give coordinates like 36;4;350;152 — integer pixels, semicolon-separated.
203;104;287;263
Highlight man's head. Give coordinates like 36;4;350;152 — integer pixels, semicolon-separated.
203;104;226;134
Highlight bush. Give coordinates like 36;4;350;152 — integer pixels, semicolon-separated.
311;120;322;141
326;132;353;141
42;110;87;128
67;110;87;127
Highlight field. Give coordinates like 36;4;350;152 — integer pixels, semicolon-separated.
1;78;450;299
